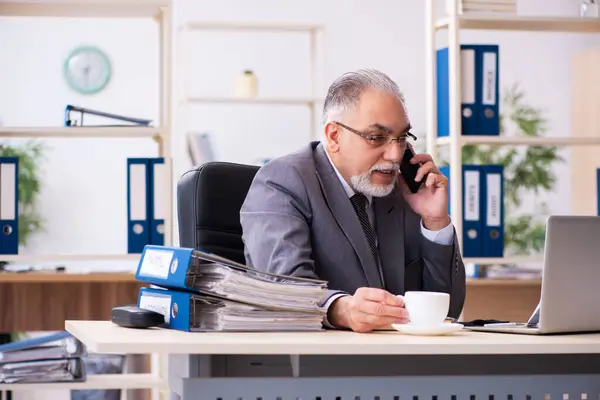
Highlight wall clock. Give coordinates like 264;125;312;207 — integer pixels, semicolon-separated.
63;45;112;95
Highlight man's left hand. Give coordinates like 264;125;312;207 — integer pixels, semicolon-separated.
397;147;450;231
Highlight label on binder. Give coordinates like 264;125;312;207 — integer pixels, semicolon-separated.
482;52;497;106
139;248;174;279
486;173;501;226
139;292;172;323
461;49;475;104
464;170;480;221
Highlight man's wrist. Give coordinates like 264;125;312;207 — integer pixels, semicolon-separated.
327;295;351;329
422;215;451;231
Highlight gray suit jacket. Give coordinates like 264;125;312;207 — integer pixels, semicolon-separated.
240;141;466;318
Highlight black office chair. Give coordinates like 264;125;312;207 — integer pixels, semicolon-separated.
176;161;260;264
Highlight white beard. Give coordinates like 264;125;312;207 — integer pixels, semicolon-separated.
350;162;399;197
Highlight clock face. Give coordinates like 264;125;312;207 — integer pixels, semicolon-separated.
63;46;111;94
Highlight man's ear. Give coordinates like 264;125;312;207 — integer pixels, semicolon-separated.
324;122;341;152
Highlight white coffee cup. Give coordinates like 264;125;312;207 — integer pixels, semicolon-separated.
402;291;450;326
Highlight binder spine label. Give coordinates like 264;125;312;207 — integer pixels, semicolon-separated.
482;52;497;106
129;163;147;221
138;248;174;279
153;162;166;221
486;173;501;226
139;291;172;323
0;163;16;220
464;170;480;221
461;49;476;104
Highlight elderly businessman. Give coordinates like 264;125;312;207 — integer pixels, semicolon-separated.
240;69;466;332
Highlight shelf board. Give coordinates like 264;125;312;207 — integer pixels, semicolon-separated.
0;254;140;262
0;373;164;391
181;20;325;32
464;256;544;265
436;135;600;146
466;277;542;286
436;14;600;33
0;126;165;138
185;96;322;105
0;271;138;283
0;0;170;18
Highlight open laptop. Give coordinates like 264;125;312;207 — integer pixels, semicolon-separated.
465;215;600;335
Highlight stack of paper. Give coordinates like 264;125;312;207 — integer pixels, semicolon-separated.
449;0;517;14
0;331;86;384
186;260;326;312
135;245;329;332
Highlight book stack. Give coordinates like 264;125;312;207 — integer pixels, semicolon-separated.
448;0;517;14
134;245;329;332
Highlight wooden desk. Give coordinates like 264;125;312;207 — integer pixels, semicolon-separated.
463;278;541;322
0;272;145;332
61;320;600;400
0;272;152;399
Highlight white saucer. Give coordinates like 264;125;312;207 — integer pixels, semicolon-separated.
391;322;464;336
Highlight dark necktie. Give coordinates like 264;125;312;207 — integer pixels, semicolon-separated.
350;193;384;286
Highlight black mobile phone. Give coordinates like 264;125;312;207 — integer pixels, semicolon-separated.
400;147;426;194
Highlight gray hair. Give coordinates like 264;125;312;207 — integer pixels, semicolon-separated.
322;69;405;125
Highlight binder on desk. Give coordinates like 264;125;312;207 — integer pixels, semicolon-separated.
127;158;150;253
436;44;499;137
439;164;483;257
0;157;19;255
64;104;152;127
137;286;325;332
0;331;86;384
148;157;165;246
134;245;328;313
482;165;504;257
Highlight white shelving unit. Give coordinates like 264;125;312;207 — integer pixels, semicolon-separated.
425;0;600;266
175;20;326;176
0;0;174;264
0;0;172;395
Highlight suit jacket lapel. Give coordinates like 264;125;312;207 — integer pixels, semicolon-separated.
374;193;405;295
313;143;382;288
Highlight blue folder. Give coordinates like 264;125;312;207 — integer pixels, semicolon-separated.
148;157;165;246
482;164;504;257
137;286;204;332
127;158;150;253
437;44;499;137
0;157;19;255
439;164;484;258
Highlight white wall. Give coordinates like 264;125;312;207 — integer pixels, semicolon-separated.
3;0;600;398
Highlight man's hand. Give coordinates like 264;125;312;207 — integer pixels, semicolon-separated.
398;145;450;230
328;287;409;332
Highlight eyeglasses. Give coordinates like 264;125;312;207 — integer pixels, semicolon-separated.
333;121;417;148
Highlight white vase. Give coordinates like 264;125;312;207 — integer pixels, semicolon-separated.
234;70;258;98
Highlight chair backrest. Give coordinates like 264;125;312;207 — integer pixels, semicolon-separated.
177;161;260;264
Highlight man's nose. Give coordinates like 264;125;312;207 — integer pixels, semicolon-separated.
384;142;403;162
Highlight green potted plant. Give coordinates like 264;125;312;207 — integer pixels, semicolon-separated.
0;139;46;251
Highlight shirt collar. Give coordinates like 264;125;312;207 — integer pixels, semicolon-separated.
324;147;373;206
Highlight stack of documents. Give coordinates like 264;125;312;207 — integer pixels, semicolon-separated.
0;331;86;384
449;0;517;14
135;245;329;331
